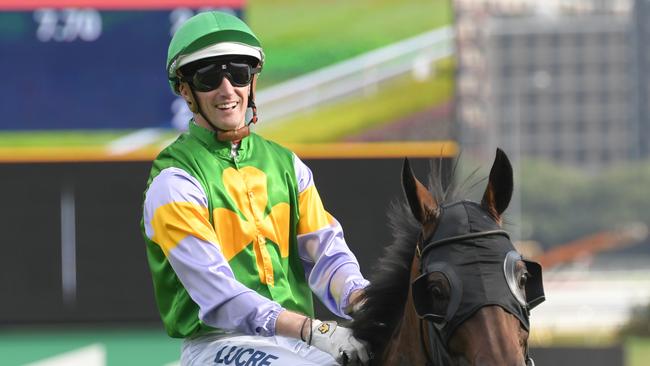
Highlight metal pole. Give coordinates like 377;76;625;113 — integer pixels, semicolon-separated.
632;0;648;159
61;184;77;307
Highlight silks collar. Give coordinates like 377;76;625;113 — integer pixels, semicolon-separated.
189;121;250;159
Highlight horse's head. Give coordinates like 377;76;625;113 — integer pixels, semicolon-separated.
401;148;545;366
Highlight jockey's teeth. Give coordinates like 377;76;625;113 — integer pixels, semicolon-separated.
217;102;237;110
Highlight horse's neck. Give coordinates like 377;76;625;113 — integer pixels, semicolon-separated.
381;256;429;366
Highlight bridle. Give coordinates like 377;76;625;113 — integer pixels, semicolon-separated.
414;229;537;366
417;319;536;366
418;317;451;366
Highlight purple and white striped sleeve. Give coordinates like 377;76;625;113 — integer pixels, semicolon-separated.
143;167;283;335
293;155;369;318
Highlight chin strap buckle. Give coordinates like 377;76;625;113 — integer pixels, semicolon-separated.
216;125;251;142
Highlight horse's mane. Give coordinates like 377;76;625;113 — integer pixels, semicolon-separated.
350;156;485;355
348;200;420;350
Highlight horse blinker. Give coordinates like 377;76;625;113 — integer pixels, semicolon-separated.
411;201;546;344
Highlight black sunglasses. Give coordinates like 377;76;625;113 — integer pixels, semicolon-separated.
183;61;261;92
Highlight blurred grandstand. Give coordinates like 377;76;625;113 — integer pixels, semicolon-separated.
455;0;647;170
453;2;650;362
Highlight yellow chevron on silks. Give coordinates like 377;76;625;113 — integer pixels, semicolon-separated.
151;202;217;256
297;184;334;235
213;166;290;286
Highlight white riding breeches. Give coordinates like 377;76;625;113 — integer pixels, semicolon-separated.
180;332;339;366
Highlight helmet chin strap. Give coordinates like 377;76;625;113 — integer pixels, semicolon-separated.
187;79;258;142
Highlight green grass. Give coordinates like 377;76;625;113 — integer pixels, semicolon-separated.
0;130;131;147
0;328;181;366
257;58;454;143
626;337;650;366
249;0;453;87
1;59;454;148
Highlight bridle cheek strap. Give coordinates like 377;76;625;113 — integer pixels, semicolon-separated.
419;319;434;366
420;317;536;366
420;319;448;366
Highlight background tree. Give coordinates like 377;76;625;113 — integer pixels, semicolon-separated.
519;159;650;249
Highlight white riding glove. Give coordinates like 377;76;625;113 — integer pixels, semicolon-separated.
309;320;370;365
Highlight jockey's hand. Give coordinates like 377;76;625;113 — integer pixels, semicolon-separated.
309;320;370;365
345;289;366;317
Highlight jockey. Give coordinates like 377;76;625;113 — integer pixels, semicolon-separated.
142;10;370;366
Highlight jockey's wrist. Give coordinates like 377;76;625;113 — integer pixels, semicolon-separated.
349;289;364;307
345;289;366;315
275;310;312;341
300;316;312;343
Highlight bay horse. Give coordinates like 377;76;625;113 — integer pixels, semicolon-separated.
349;149;545;366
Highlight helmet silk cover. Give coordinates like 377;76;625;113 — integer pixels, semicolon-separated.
167;11;264;94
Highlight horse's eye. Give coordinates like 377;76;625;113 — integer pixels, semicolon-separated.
426;272;451;309
518;272;529;289
431;286;443;299
428;282;449;302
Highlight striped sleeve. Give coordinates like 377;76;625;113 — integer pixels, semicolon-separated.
143;167;283;336
293;155;369;318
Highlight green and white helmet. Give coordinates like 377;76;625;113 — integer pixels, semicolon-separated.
166;11;264;94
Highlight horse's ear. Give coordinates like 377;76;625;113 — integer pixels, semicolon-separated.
481;148;513;218
402;158;437;224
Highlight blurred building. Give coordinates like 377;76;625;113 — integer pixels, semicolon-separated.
454;0;648;171
633;0;650;159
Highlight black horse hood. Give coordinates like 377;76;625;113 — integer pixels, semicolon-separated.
429;201;505;242
418;201;537;343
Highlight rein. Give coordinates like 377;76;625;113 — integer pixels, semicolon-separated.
415;231;455;366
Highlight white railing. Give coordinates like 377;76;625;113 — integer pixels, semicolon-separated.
108;26;454;154
256;26;454;123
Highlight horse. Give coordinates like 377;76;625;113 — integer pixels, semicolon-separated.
349;148;545;366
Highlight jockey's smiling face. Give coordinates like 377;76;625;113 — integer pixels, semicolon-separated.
178;57;260;133
179;76;250;132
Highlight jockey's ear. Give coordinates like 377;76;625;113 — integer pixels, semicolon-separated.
481;148;513;220
402;158;437;225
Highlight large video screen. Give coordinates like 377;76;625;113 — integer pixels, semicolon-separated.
0;2;242;131
0;0;455;160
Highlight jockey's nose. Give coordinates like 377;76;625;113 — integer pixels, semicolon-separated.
217;75;236;93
